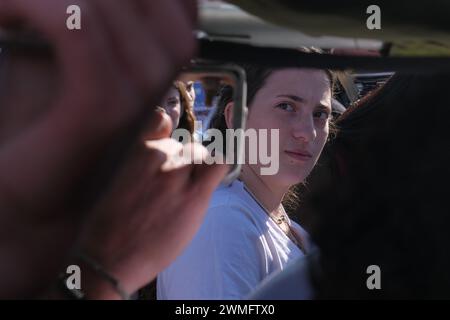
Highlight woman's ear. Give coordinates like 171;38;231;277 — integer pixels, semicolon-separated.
224;102;234;129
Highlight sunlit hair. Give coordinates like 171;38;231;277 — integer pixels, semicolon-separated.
174;81;196;135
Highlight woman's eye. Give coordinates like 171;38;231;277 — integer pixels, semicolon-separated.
314;110;331;120
276;102;295;112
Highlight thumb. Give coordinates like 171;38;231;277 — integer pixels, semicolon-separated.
142;108;172;141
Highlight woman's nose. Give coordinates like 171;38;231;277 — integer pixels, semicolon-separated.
291;115;317;142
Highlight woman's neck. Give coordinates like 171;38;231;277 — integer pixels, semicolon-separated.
239;165;287;217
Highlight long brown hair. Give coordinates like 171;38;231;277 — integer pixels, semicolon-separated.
174;81;196;135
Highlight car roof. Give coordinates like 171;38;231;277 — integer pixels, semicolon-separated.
199;0;450;57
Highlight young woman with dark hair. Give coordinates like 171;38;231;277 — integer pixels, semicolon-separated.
250;72;450;299
158;62;335;299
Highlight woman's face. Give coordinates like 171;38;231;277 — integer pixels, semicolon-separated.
161;86;182;130
245;68;332;188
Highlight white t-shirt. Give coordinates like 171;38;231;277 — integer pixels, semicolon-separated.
157;180;309;300
248;253;317;300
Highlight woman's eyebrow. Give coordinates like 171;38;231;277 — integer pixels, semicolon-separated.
276;94;305;103
277;94;331;110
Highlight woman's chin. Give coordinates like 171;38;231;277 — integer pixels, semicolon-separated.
275;170;308;188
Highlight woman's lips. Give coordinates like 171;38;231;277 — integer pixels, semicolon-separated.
284;150;313;161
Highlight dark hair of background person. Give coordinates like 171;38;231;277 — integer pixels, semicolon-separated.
299;72;450;299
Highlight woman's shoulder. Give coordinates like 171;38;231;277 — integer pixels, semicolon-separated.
204;181;265;233
208;181;264;220
248;253;316;300
209;181;256;212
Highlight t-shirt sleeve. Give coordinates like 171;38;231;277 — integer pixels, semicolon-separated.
157;203;265;300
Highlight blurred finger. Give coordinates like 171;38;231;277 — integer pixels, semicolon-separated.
142;109;173;141
140;0;196;67
92;0;170;94
175;0;198;28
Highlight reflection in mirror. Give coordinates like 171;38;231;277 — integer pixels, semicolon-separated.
158;63;247;184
